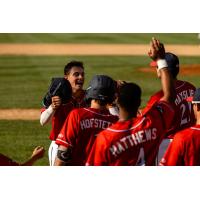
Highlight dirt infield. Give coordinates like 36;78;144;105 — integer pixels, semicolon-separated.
0;43;199;120
0;109;40;120
0;44;199;56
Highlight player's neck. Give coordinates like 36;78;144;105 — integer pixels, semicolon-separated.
72;89;84;101
90;100;106;111
196;116;200;125
118;108;136;121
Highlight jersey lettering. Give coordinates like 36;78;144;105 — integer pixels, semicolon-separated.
175;89;195;106
109;128;157;158
80;118;112;130
180;102;192;126
136;147;145;166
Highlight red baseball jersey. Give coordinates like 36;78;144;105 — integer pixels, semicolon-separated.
41;97;86;141
142;80;196;137
0;154;19;166
56;107;119;165
86;101;175;166
159;125;200;166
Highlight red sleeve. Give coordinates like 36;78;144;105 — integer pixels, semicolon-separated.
56;110;80;148
86;133;108;166
142;91;163;114
154;101;175;131
0;154;19;166
159;133;184;166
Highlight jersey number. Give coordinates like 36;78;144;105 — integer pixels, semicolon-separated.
180;102;192;126
136;147;145;166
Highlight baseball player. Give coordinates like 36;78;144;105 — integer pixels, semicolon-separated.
54;75;119;166
141;52;196;164
86;38;175;166
40;61;86;166
160;88;200;166
0;146;45;166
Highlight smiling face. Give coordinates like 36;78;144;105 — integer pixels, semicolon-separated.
64;66;84;94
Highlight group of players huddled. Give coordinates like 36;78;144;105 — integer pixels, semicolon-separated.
39;37;200;166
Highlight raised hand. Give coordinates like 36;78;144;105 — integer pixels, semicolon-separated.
148;37;165;60
51;96;62;110
31;146;45;160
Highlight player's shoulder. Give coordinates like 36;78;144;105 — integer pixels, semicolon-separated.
82;107;116;118
189;125;200;137
173;127;193;141
186;81;195;88
70;107;84;114
176;80;196;89
65;107;83;120
69;107;101;118
147;100;174;115
149;90;163;101
96;123;118;142
173;126;200;149
106;119;139;134
144;101;175;128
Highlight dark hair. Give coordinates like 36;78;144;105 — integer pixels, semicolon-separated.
64;61;84;75
117;83;141;112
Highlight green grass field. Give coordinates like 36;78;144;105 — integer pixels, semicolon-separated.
0;120;50;165
0;33;199;44
0;55;200;109
0;33;199;165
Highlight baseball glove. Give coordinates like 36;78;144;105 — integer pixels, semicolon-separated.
42;77;72;108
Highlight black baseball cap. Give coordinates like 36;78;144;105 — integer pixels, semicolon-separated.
85;75;116;102
187;88;200;104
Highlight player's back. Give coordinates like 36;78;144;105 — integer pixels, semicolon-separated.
160;125;200;166
87;102;175;166
104;113;165;165
143;80;196;137
176;127;200;165
77;107;118;159
57;107;118;165
169;80;195;136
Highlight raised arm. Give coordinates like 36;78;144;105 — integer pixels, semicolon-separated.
148;37;175;103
